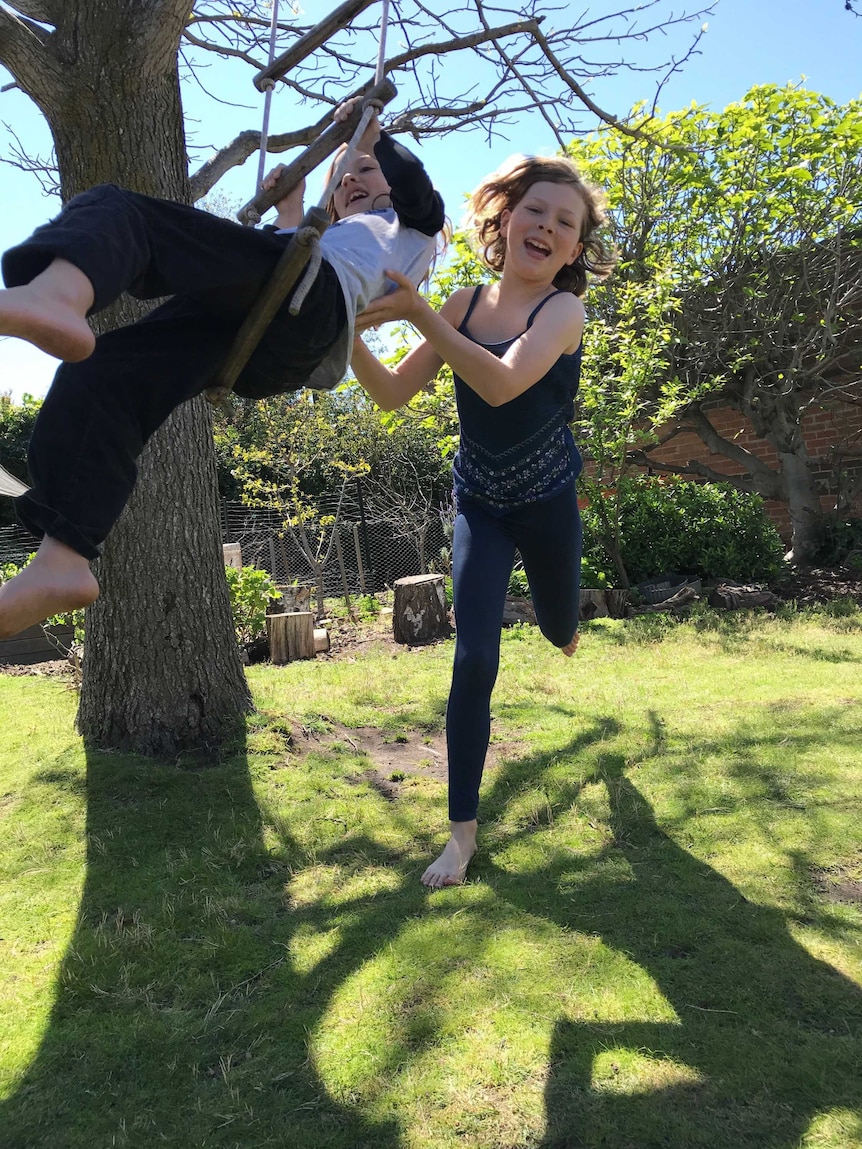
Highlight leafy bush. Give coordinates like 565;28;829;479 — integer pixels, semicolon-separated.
816;516;862;569
582;477;784;585
225;564;280;646
580;557;613;589
508;567;529;597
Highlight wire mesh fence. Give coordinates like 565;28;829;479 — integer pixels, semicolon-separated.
221;482;450;597
0;484;451;595
0;522;40;567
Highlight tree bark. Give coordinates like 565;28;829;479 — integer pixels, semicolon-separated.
1;1;252;755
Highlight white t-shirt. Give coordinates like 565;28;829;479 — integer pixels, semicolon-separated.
277;208;437;391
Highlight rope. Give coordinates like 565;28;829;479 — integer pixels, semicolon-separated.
291;1;391;310
254;0;282;206
288;226;324;315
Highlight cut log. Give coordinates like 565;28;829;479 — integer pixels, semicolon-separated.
314;627;330;654
606;589;630;619
267;611;315;663
579;589;609;620
708;584;780;611
393;574;450;645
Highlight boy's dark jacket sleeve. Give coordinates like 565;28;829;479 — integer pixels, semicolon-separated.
373;130;445;236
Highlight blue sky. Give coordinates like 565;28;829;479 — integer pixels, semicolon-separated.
1;0;860;401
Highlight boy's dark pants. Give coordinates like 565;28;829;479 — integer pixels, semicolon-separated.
1;184;345;559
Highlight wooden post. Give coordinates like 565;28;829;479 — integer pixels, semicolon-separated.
352;523;367;595
223;542;242;570
333;530;355;620
393;574;450;645
267;611;315;663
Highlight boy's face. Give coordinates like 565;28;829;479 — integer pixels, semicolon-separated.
332;150;392;218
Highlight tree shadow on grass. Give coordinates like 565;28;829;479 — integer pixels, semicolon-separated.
479;735;862;1149
3;694;861;1148
0;728;414;1149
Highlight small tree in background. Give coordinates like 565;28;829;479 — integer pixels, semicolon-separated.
569;84;862;563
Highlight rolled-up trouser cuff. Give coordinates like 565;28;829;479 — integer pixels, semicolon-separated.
14;491;101;561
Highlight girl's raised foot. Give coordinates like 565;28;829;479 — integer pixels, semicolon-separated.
0;538;98;640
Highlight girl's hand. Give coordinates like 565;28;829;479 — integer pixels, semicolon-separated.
355;270;424;332
333;96;380;152
263;165;305;227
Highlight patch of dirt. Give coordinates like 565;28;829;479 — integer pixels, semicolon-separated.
770;566;862;607
0;658;74;679
293;720;523;802
811;858;862;906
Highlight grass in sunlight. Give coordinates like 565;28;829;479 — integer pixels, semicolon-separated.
0;606;861;1148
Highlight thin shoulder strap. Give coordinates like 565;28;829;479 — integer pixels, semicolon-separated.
459;285;484;331
525;289;567;329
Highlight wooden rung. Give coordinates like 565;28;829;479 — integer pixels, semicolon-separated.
206;205;331;404
254;0;377;91
237;76;396;226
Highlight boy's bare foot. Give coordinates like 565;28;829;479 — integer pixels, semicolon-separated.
0;259;95;362
0;537;98;639
561;632;580;657
421;820;478;889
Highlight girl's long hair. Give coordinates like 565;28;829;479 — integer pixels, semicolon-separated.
467;155;616;296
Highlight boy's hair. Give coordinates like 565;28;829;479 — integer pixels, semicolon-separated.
467;154;616;296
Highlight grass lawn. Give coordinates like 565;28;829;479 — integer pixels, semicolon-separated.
0;605;861;1149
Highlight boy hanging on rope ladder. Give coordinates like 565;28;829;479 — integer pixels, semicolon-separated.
0;97;445;640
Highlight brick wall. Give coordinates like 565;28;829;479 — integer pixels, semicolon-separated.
642;398;862;541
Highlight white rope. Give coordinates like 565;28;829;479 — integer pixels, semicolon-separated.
276;0;391;311
374;0;390;85
253;0;282;212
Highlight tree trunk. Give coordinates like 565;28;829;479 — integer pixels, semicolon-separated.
4;1;252;754
778;449;826;563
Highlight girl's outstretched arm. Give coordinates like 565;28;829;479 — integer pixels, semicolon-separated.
359;271;584;407
350;333;444;412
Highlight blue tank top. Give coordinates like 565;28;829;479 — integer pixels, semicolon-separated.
452;286;583;514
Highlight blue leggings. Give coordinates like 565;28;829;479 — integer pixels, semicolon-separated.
446;483;582;822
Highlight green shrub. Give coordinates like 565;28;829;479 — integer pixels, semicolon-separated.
582;477;784;585
816;516;862;569
508;567;529;597
580;556;613;589
225;564;280;646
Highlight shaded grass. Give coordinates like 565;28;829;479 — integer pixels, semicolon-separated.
0;607;860;1148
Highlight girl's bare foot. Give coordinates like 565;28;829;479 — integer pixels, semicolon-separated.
561;631;580;657
421;820;478;889
0;536;98;639
0;259;95;362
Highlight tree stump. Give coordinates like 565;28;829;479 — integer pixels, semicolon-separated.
579;589;609;620
267;611;315;663
393;574;450;645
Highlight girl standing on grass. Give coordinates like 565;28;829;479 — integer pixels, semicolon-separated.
0;99;444;641
350;154;615;888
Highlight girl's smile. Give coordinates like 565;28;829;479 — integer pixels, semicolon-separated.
501;181;586;275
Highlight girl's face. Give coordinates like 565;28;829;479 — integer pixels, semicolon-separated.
499;181;585;279
331;151;392;219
